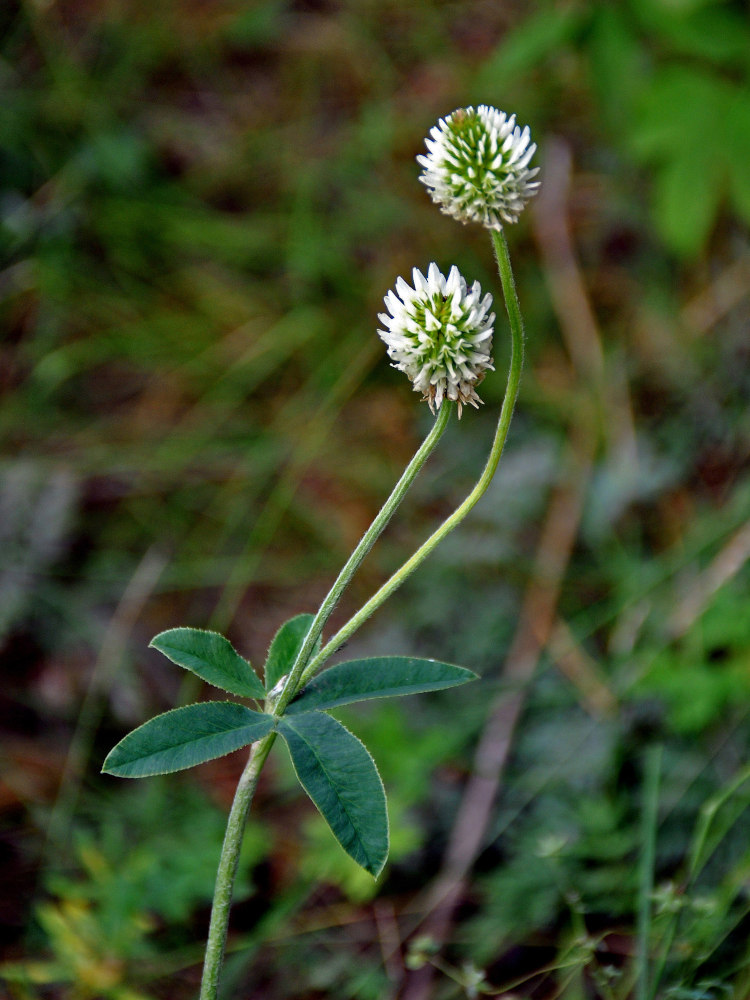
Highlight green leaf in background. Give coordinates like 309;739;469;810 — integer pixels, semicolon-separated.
264;612;319;691
631;67;729;256
727;91;750;225
149;628;266;699
278;711;388;877
475;4;583;92
587;5;644;129
102;702;275;778
628;0;750;66
630;67;727;162
286;656;477;715
652;144;723;258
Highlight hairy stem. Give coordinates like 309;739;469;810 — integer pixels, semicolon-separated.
301;228;524;683
199;732;276;1000
273;400;452;714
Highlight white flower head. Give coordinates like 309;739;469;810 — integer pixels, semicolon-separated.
417;105;540;229
378;263;495;416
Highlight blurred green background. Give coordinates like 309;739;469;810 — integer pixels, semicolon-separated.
3;0;750;997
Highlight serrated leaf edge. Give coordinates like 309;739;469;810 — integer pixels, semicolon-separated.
149;627;266;698
287;657;478;715
263;612;319;692
102;701;274;778
278;711;389;878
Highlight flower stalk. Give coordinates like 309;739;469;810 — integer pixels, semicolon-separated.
272;399;452;717
300;228;525;684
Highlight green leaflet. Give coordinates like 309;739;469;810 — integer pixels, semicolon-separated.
264;613;320;691
278;711;388;877
287;656;477;715
150;628;265;699
102;702;274;778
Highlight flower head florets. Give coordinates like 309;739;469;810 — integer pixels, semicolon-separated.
378;263;494;416
417;105;540;229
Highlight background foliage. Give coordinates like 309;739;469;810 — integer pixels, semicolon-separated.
2;0;750;997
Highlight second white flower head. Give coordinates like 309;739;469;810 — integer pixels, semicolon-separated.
418;105;540;229
378;263;494;416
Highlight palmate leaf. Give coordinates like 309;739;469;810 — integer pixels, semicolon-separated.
150;628;265;699
278;711;388;877
287;656;477;715
102;702;274;778
264;613;320;691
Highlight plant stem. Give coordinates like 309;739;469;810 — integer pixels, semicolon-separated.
199;732;276;1000
200;228;525;996
637;744;662;1000
200;382;452;997
273;400;452;715
300;227;525;683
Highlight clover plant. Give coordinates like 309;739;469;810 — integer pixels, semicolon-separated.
103;105;540;999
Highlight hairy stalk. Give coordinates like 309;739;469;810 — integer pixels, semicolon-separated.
300;228;524;684
199;732;276;1000
273;400;452;715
